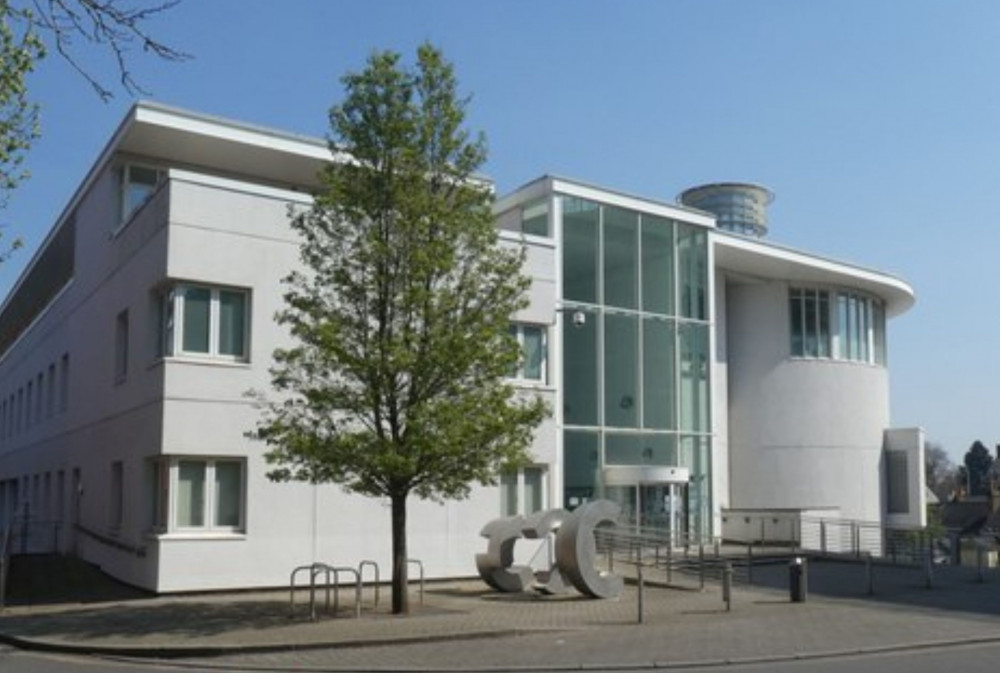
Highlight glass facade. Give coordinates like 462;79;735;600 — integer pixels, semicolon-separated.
560;195;712;541
790;288;886;365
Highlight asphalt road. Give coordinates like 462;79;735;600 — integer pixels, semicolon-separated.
4;641;1000;673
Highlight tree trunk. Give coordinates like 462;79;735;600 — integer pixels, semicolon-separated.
390;492;409;614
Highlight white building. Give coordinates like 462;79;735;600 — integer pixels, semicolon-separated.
0;103;923;592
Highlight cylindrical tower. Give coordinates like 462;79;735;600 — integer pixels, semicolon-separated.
678;182;774;237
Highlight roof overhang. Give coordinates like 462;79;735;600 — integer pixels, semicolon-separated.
714;232;915;317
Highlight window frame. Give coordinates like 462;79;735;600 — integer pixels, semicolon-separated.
789;287;885;366
500;465;547;517
119;163;164;225
508;323;548;384
160;284;251;363
150;456;247;535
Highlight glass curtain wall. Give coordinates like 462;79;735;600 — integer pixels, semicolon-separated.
560;195;712;540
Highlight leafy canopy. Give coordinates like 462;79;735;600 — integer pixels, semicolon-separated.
255;44;548;502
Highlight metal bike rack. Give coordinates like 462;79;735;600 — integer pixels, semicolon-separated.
289;562;334;620
330;566;362;618
358;559;380;610
407;558;424;605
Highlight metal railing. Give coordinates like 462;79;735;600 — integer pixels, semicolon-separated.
0;517;12;610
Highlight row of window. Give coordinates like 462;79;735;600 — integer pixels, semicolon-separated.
789;288;887;365
0;471;67;525
0;354;70;445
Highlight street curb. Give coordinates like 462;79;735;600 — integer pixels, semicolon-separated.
0;627;542;660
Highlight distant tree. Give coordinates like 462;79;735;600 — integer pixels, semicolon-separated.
1;0;187;254
963;441;994;497
924;441;957;501
252;44;549;615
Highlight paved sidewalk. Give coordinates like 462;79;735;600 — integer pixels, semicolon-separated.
2;559;1000;670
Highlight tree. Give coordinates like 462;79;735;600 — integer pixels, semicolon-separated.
1;0;186;253
924;441;957;501
253;44;549;615
963;440;994;497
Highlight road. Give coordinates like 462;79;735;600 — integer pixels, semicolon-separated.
4;640;1000;673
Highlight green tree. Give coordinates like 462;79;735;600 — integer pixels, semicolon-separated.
963;440;994;497
1;0;186;255
253;44;549;615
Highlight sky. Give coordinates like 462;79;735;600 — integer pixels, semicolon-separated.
0;0;997;465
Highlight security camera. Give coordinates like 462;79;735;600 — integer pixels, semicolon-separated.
571;311;586;328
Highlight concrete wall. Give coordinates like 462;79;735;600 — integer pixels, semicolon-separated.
725;279;889;525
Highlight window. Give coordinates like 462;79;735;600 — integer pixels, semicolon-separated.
109;462;124;530
153;457;245;533
520;199;549;237
120;164;163;222
46;363;55;417
114;309;129;383
508;323;546;383
161;285;250;360
790;288;885;365
35;373;43;422
59;353;69;412
500;466;546;516
25;381;32;426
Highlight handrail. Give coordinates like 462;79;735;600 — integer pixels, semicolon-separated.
358;560;379;610
407;558;424;605
0;516;13;611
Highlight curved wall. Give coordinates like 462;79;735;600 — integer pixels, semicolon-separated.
726;281;888;524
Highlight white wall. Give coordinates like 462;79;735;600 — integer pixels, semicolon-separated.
726;279;889;525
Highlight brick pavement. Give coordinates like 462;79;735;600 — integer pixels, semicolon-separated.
1;559;1000;670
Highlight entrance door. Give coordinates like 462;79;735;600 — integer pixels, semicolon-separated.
639;483;687;544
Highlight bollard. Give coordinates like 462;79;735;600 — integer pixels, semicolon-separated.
924;552;933;589
699;543;705;590
746;543;753;585
637;560;644;624
865;552;874;595
666;543;673;584
789;557;807;603
977;546;985;584
722;561;733;611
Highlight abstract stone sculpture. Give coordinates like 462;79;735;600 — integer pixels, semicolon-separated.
521;508;570;595
554;499;623;599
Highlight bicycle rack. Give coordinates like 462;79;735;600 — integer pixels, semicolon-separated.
289;563;333;620
330;566;362;618
358;560;380;610
407;558;424;605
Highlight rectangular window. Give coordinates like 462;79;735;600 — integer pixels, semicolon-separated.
59;353;69;412
164;458;245;532
177;461;206;528
520;199;549;237
115;309;129;383
561;197;600;304
120;164;163;222
789;289;831;358
508;323;546;383
109;462;124;530
46;363;56;417
162;285;249;361
499;466;546;516
35;373;43;422
25;381;32;426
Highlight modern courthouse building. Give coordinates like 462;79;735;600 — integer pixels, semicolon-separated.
0;103;924;592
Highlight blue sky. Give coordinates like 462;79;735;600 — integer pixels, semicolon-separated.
1;0;997;465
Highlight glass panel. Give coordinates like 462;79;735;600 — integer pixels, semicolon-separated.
521;199;549;237
604;313;638;428
642;317;675;429
605;432;643;464
562;197;599;304
124;166;159;218
603;206;638;309
642;432;676;465
837;293;849;360
859;297;870;363
804;291;817;357
677;224;708;320
641;215;674;316
873;301;886;365
177;461;205;527
563;308;598;426
605;485;637;525
789;289;803;356
679;323;710;432
218;290;246;357
563;430;599;509
679;435;710;541
818;291;830;357
500;470;517;516
847;294;858;360
507;324;520;378
524;467;543;513
522;325;544;381
182;287;211;353
214;461;242;527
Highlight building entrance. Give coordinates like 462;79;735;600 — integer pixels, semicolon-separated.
602;465;690;546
